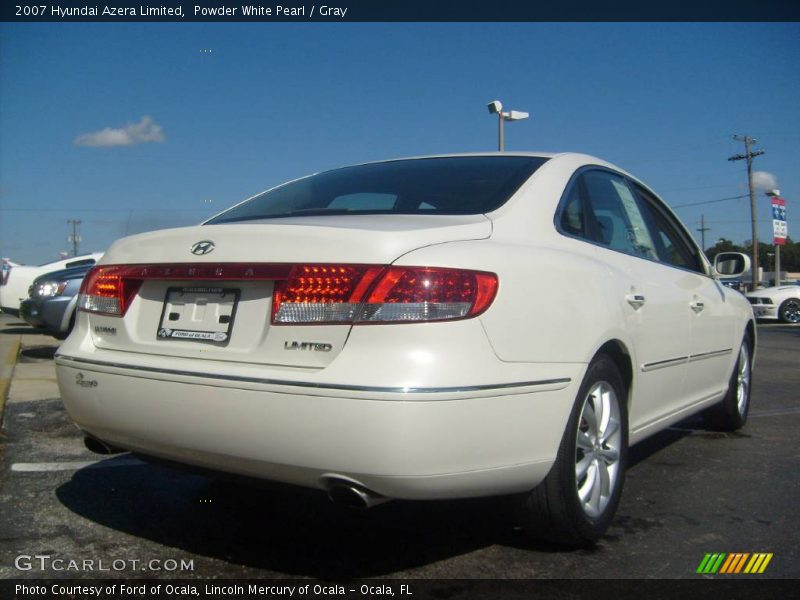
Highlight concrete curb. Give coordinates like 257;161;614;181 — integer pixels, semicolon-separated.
0;334;21;427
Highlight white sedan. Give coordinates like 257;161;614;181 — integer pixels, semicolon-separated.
55;153;755;547
747;285;800;323
0;253;103;316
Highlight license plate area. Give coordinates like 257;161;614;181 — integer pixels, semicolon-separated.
157;287;239;345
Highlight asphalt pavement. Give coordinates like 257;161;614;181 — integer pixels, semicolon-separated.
0;313;797;580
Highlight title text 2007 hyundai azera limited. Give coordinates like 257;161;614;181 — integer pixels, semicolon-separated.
55;153;755;546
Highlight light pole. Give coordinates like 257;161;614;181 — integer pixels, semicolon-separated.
67;219;82;257
487;100;529;151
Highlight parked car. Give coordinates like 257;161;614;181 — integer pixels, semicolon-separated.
19;264;94;339
747;285;800;323
55;153;754;546
719;278;745;293
0;253;102;317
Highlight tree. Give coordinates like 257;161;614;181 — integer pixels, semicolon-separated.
705;238;744;261
741;238;800;273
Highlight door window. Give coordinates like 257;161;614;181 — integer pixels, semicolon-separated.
563;170;659;261
632;184;706;274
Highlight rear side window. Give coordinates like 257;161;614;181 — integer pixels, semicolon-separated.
207;156;548;223
559;170;658;261
558;168;706;275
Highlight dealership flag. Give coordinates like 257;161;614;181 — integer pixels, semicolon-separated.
772;196;788;245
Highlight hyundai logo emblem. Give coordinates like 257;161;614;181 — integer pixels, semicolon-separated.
190;240;215;255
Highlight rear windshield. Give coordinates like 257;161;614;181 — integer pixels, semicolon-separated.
207;156;548;224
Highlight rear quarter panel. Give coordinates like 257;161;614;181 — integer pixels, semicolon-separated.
395;240;632;366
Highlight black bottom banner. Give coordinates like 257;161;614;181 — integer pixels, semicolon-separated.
1;579;795;600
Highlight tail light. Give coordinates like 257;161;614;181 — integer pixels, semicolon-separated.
78;266;143;316
272;265;385;324
77;263;499;325
272;265;498;325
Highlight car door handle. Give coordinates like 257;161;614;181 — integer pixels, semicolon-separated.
690;300;705;313
626;294;646;310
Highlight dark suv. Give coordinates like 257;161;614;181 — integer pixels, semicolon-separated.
20;265;92;339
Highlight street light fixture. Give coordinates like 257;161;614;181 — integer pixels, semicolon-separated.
487;100;529;151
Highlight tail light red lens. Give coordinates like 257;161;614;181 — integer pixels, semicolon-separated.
272;265;385;324
356;267;497;323
272;265;498;325
78;266;143;316
77;262;498;325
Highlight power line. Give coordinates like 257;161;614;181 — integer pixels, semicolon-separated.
659;183;743;193
671;194;749;209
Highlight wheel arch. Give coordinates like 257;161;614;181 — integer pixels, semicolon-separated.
745;318;756;361
593;339;634;413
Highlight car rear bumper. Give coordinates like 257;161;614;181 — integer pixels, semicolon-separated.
55;353;582;500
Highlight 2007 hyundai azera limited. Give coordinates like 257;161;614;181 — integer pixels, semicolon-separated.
56;153;755;546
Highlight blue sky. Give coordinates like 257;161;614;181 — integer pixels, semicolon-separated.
1;22;798;264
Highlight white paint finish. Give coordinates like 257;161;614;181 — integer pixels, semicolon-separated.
56;363;578;498
54;152;755;500
685;277;746;402
747;285;800;320
99;215;491;266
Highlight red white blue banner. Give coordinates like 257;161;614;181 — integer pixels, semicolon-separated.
772;196;787;245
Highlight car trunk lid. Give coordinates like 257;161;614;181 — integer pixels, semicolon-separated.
84;215;492;369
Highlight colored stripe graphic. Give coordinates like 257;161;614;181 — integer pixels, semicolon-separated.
697;553;727;574
720;553;749;574
698;552;773;574
744;553;774;574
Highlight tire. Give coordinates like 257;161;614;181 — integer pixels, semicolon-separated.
703;332;752;431
515;354;628;547
778;298;800;324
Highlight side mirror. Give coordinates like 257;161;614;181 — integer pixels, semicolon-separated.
713;252;751;278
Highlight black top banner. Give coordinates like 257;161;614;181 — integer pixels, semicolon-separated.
2;0;799;22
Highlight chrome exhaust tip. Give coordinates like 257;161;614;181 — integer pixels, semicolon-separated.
326;481;389;509
83;435;125;455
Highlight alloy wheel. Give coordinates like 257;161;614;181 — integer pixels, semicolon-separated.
575;381;622;519
783;300;800;323
736;342;751;416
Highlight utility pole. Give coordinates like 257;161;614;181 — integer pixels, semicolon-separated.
728;135;764;291
67;219;82;257
697;215;710;252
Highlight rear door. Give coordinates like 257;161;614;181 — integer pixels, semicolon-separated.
560;169;693;432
